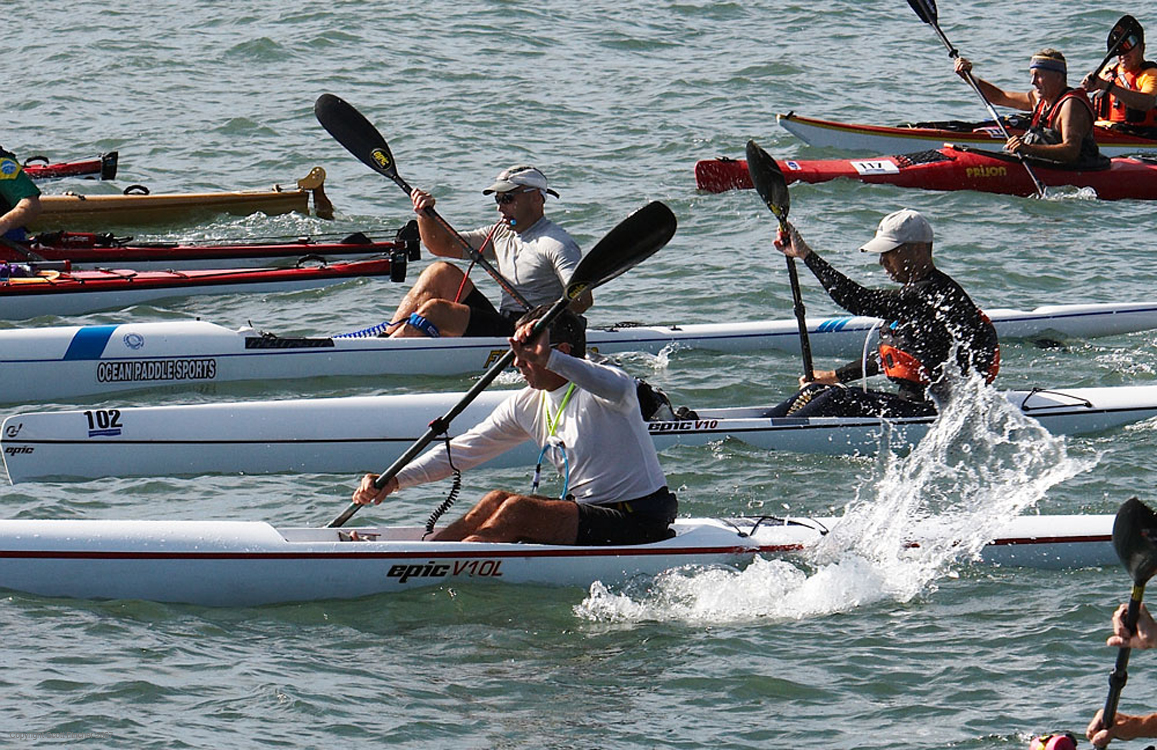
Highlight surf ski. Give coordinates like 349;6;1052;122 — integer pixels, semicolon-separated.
0;514;1116;606
22;152;119;181
5;384;1155;483
0;301;1153;404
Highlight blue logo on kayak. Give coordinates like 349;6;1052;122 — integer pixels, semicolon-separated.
785;161;801;171
816;317;853;332
123;332;145;350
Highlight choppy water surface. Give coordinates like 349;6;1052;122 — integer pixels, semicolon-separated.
7;1;1157;747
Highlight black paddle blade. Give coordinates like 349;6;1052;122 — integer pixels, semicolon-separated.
1109;15;1143;54
565;201;676;300
314;93;399;180
745;140;789;227
1113;497;1157;585
906;0;937;25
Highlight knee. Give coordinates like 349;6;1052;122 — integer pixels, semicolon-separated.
418;261;464;284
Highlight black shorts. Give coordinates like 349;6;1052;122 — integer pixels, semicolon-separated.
462;287;520;338
575;487;678;546
765;383;936;419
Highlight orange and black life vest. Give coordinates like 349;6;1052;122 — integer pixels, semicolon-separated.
1099;61;1157;127
878;312;1000;386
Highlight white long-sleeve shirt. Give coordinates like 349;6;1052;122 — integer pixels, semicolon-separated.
394;352;667;504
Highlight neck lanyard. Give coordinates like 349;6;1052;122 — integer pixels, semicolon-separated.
532;383;577;497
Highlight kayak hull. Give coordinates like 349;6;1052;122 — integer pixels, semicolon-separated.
5;385;1155;482
30;167;333;228
6;229;417;271
777;112;1157;157
0;514;1115;606
694;145;1157;199
0;258;399;319
23;152;119;181
0;301;1153;402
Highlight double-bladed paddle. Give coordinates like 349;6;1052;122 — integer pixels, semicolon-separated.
746;140;814;381
1098;497;1157;735
326;200;678;528
905;0;1048;199
1090;15;1145;91
314;93;532;310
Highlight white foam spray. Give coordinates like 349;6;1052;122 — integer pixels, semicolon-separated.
575;374;1097;624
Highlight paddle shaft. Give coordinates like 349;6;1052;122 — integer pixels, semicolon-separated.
782;242;814;381
916;11;1048;198
0;235;47;263
327;293;572;528
1102;582;1147;729
387;170;532;311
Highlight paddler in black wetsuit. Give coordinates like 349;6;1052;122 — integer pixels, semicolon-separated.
768;209;999;419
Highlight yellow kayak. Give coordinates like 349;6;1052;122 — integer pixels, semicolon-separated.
33;167;334;229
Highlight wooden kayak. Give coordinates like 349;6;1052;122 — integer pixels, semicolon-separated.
22;152;119;181
0;256;400;319
776;112;1157;157
5;223;419;270
694;145;1157;199
31;167;334;229
0;301;1152;403
0;514;1116;605
4;384;1153;482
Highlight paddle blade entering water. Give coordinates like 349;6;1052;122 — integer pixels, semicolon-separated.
566;201;676;300
1113;497;1157;584
314;93;400;181
746;140;789;227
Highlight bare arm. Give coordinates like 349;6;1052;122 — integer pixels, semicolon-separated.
410;189;466;259
955;58;1034;110
0;195;40;236
1010;98;1092;162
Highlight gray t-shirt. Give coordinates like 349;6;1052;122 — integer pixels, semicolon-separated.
460;216;582;315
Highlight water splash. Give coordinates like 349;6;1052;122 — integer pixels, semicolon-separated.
576;375;1096;624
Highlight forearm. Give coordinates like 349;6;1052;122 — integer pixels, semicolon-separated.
417;214;467;258
0;196;40;235
969;76;1030;110
1110;83;1157;113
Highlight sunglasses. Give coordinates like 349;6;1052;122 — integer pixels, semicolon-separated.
495;188;536;205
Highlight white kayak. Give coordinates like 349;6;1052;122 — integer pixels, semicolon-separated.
6;385;1156;483
0;514;1115;606
2;301;1155;403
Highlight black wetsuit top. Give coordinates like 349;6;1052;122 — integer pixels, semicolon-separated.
803;252;999;402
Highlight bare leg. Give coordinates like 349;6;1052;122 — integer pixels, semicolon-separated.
387;261;476;335
391;298;472;338
429;490;512;541
464;494;579;545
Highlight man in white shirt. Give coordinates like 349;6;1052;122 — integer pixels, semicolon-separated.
386;165;592;338
353;306;677;545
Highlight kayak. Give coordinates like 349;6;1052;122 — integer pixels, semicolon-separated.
693;144;1157;200
0;256;401;320
777;112;1157;157
5;384;1153;483
0;514;1115;606
5;224;420;271
22;152;119;181
0;301;1152;403
30;166;334;229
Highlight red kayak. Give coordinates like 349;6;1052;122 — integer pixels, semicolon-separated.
0;257;401;319
5;223;420;270
694;145;1157;200
22;152;119;181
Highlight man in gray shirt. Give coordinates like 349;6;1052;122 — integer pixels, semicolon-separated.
386;165;592;338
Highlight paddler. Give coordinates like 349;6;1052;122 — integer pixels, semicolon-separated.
0;147;41;241
385;165;592;338
1087;601;1157;746
954;50;1104;168
767;209;999;418
352;305;678;545
1081;18;1157;137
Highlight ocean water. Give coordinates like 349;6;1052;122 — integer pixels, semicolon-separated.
6;0;1157;747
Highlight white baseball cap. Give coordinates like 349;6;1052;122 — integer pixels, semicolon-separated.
481;165;559;198
859;209;934;253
